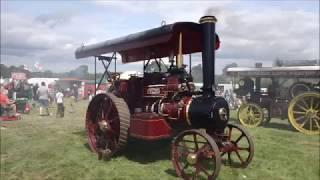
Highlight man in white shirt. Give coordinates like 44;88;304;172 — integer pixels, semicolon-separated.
55;89;64;118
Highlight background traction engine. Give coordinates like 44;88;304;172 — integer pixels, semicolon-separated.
76;16;254;179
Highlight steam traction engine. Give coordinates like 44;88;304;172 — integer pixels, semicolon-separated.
75;16;254;179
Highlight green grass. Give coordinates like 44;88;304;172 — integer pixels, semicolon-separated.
1;98;319;180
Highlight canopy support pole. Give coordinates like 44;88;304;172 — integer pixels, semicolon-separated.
94;53;116;94
94;56;97;95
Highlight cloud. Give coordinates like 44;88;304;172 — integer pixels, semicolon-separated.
1;1;319;75
0;11;107;72
35;11;76;28
96;1;320;63
1;13;73;57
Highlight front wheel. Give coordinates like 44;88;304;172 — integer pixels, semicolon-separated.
171;129;221;180
221;124;254;168
238;103;264;128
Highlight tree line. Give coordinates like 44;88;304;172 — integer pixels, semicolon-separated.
0;63;236;84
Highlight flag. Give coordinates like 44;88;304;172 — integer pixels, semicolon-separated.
34;62;43;71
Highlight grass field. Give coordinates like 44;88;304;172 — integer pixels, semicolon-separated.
1;98;319;180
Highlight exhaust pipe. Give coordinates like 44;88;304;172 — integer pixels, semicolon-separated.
199;16;217;96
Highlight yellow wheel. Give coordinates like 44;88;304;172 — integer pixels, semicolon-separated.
238;103;264;128
288;92;320;135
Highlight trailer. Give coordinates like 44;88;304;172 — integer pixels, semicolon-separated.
226;65;320;135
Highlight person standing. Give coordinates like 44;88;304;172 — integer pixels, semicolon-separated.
37;82;50;116
55;89;64;118
33;83;39;101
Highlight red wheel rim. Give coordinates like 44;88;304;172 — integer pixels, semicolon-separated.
220;124;254;168
172;130;221;180
85;94;120;155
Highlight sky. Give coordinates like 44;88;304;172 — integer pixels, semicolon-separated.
1;0;319;74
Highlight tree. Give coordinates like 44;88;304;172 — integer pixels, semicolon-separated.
0;64;11;78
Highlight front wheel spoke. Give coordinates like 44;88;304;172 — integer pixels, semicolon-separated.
193;164;200;179
310;97;314;109
237;147;250;151
293;111;305;115
182;163;189;170
227;152;231;164
235;150;245;164
300;118;309;128
235;134;244;143
193;134;199;150
300;98;309;109
295;116;305;123
177;145;195;151
296;103;307;111
198;164;210;176
220;151;226;157
309;118;313;130
228;128;233;141
313;119;320;129
253;113;261;117
314;102;320;110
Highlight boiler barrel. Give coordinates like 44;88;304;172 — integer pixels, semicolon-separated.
188;96;229;132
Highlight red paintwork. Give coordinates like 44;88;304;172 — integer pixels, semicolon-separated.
0;116;19;121
121;29;220;63
166;76;180;91
119;81;128;97
130;112;172;140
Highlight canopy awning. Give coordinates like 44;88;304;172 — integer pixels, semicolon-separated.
75;22;219;63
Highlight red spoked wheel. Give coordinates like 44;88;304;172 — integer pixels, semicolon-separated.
86;93;130;159
172;129;221;180
221;124;254;168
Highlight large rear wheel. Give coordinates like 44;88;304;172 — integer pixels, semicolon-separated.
288;92;320;135
86;93;130;159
